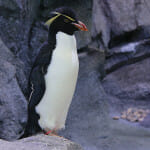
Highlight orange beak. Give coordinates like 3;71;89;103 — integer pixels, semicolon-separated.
72;21;88;31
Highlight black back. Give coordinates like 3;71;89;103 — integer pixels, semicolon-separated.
23;34;56;137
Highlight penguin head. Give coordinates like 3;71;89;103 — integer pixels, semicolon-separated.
45;7;88;35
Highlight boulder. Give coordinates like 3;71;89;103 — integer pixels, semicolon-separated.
92;0;150;49
0;0;24;12
0;38;27;141
0;134;83;150
105;39;150;73
0;0;37;78
102;58;150;112
101;57;150;150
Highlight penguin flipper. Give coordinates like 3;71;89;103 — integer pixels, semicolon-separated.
24;66;46;137
24;42;53;137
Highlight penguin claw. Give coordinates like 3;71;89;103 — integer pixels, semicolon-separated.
44;130;62;138
45;130;53;135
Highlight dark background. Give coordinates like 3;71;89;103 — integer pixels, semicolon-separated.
0;0;150;150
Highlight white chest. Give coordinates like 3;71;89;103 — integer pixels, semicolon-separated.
47;32;79;76
36;32;79;131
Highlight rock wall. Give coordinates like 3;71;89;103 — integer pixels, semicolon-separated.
0;0;150;150
92;0;150;49
0;38;27;140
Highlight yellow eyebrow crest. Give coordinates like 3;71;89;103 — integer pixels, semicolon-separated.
45;14;61;27
45;11;75;27
52;12;75;22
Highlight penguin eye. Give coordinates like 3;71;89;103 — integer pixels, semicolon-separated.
64;18;69;23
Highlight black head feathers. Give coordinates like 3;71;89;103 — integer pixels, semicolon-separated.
45;7;88;35
52;7;77;21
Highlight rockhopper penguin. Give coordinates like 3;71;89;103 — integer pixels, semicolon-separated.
24;7;88;137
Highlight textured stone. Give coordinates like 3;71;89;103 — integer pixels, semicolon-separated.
140;113;150;128
103;58;150;103
0;0;35;79
0;0;23;11
105;39;150;73
92;0;150;49
0;38;27;140
0;134;83;150
1;0;150;149
100;54;150;150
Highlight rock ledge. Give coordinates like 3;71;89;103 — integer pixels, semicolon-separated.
0;134;83;150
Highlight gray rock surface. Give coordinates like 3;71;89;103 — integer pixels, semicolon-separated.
101;57;150;150
105;39;150;74
0;0;31;79
102;56;150;149
108;120;150;150
0;38;27;140
140;113;150;128
103;58;150;113
92;0;150;49
60;50;150;150
1;0;150;149
0;134;83;150
60;51;110;150
0;0;24;12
